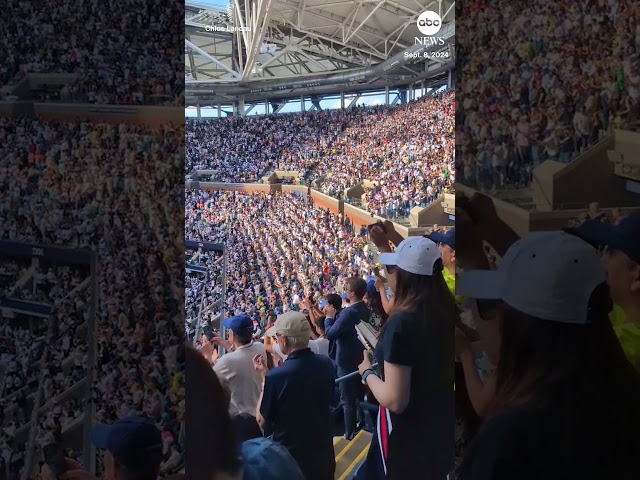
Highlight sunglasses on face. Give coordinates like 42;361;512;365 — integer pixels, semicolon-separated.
385;265;397;274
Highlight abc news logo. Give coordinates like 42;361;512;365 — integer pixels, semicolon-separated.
417;11;443;36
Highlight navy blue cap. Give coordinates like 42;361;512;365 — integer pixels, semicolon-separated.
91;416;162;470
241;437;305;480
578;211;640;264
427;227;455;250
223;314;254;333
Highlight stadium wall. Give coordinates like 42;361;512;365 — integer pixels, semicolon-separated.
274;171;301;182
409;194;454;227
612;129;640;182
457;184;638;234
198;182;272;192
342;203;414;238
188;183;428;237
310;189;341;212
456;184;531;236
532;130;639;209
528;206;640;230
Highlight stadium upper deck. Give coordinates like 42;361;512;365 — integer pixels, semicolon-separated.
185;0;455;109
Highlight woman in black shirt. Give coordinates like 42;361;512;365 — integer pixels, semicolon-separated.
357;236;456;479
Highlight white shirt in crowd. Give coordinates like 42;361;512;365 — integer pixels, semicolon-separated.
273;341;288;362
214;341;267;417
309;337;330;357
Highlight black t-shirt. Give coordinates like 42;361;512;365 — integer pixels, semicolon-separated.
460;404;638;480
374;310;454;478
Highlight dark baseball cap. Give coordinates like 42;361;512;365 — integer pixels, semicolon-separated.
223;314;254;333
427;227;455;250
91;416;162;470
578;210;640;264
241;437;305;480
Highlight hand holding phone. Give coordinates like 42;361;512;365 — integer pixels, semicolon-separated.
373;265;387;283
368;221;385;232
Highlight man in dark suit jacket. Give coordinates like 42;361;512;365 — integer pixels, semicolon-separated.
325;277;370;440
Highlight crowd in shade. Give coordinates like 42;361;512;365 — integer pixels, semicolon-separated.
0;256;90;480
0;118;184;479
456;0;640;193
0;0;183;105
567;202;627;226
185;91;454;218
185;249;224;340
184;190;383;329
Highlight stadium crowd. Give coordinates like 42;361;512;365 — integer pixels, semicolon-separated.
185;190;379;325
185;249;224;341
0;0;183;104
185;91;454;219
0;117;184;479
457;0;640;192
186;189;456;479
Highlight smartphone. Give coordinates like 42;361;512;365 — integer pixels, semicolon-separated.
356;328;375;356
373;266;387;283
43;443;67;478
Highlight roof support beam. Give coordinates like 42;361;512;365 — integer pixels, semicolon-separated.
347;93;361;108
278;16;387;60
186;39;242;78
277;0;401;53
186;33;198;80
344;1;385;45
242;0;275;80
441;0;455;21
259;47;291;69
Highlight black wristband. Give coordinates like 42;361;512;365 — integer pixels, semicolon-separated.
361;369;378;384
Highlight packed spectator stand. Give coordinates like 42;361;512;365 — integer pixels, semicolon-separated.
0;251;90;480
457;0;640;194
184;90;457;476
186;90;454;220
0;117;184;479
185;190;380;327
185;248;224;342
0;0;183;105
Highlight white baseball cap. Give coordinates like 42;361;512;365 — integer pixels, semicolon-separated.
378;236;441;276
457;231;606;324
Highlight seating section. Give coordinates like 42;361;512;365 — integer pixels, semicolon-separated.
457;0;640;194
0;0;183;104
0;118;184;478
186;91;454;219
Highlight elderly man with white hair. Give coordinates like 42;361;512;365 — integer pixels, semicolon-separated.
253;311;336;480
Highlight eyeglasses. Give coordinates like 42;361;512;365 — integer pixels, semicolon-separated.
385;265;397;274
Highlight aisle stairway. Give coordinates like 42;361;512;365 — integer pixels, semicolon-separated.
333;431;372;479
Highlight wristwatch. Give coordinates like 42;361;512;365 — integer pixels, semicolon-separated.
361;368;378;385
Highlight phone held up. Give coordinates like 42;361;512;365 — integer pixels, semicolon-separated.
373;264;387;283
368;221;385;232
